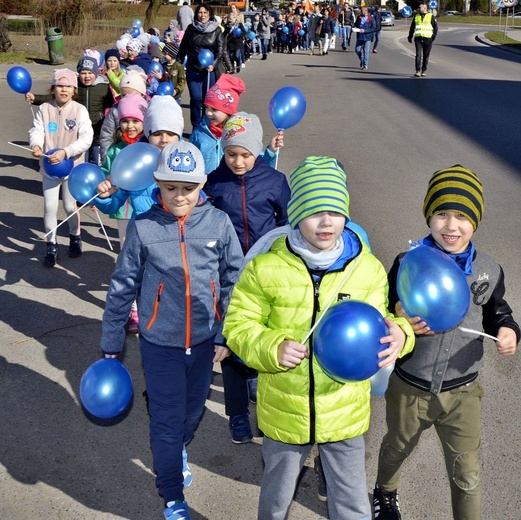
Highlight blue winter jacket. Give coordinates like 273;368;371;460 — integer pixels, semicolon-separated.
354;14;376;42
190;115;277;174
205;155;291;254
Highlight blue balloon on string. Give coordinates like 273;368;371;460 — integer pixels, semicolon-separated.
80;359;133;419
269;86;307;130
43;149;74;179
68;163;106;204
314;300;390;383
156;82;174;96
148;61;164;76
198;49;215;68
282;26;289;34
7;66;32;94
110;142;160;191
396;245;470;332
401;6;413;17
131;26;140;38
298;29;305;36
132;18;143;28
233;27;242;36
248;31;257;40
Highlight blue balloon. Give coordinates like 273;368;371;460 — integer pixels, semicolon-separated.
281;34;287;42
396;245;470;332
7;66;32;94
333;27;339;35
269;86;307;130
370;363;394;396
148;61;164;76
132;18;143;28
68;163;106;204
80;359;133;419
298;29;305;36
233;27;242;37
314;300;390;383
132;27;140;38
198;49;215;68
282;26;289;34
248;31;257;40
110;142;160;191
156;82;174;96
43;149;74;179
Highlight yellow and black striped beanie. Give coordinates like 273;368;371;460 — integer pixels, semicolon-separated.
287;156;350;228
422;165;484;231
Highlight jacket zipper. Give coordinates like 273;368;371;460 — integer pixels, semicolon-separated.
210;280;222;322
241;175;250;252
308;277;321;444
146;283;164;330
179;217;192;352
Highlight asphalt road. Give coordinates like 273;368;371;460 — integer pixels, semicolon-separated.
0;24;520;519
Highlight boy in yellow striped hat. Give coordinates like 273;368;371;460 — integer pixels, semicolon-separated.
223;155;415;520
373;165;519;520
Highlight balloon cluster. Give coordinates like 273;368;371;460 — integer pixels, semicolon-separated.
396;245;470;332
80;359;133;419
314;300;389;383
268;86;307;130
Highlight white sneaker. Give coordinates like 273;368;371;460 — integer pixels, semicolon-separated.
241;63;246;68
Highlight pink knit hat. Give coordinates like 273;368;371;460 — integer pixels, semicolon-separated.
204;74;245;115
52;69;78;88
118;93;148;123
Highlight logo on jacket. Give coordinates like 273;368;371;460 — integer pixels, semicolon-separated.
168;149;197;173
222;115;251;141
471;278;489;305
65;118;77;132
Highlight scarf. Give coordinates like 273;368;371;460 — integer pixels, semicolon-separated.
193;19;219;34
288;229;344;270
121;132;142;145
209;122;223;139
419;234;475;275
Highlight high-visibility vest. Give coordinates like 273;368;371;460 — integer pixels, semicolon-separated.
414;13;434;38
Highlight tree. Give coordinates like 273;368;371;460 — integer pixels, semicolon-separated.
146;0;163;29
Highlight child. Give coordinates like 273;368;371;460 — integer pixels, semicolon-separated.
205;112;291;443
101;141;243;520
162;41;186;105
373;165;519;520
189;74;282;174
144;94;184;150
102;49;125;102
29;69;93;267
223;156;415;519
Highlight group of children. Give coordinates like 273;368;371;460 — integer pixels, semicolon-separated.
24;19;519;520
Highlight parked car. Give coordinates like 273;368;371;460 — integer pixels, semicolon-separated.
380;10;395;26
445;10;462;15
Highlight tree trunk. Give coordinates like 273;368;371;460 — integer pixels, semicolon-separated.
0;16;12;53
145;0;163;29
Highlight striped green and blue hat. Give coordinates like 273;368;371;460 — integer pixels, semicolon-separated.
287;156;350;228
423;164;484;231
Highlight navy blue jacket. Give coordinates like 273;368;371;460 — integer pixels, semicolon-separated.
205;156;291;254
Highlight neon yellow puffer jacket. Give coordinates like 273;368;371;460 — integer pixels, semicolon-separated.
223;236;414;445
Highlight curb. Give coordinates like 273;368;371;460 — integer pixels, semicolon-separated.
475;32;521;54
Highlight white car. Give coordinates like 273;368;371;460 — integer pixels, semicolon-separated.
380;10;395;26
445;10;461;15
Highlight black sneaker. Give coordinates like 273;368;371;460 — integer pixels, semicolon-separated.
313;455;327;502
43;242;58;267
373;483;401;519
229;414;253;444
68;234;82;258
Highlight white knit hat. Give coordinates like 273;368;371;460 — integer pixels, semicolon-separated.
144;95;184;138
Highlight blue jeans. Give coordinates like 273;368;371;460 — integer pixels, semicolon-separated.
186;68;216;129
373;29;381;50
140;335;215;504
355;39;371;67
261;37;269;56
340;25;352;48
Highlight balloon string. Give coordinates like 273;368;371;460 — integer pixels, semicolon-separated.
44;193;98;238
458;327;501;343
274;148;280;170
92;207;114;251
301;255;362;346
8;141;49;158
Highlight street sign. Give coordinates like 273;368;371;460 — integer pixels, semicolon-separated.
428;0;438;8
401;6;413;17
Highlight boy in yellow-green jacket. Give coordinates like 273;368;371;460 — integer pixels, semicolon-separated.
223;156;415;520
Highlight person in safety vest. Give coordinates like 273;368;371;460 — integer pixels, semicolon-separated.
408;1;438;77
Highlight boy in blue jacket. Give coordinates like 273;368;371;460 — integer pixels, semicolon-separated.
101;141;243;520
205;112;291;444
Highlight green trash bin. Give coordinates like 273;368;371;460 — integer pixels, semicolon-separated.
46;27;65;65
